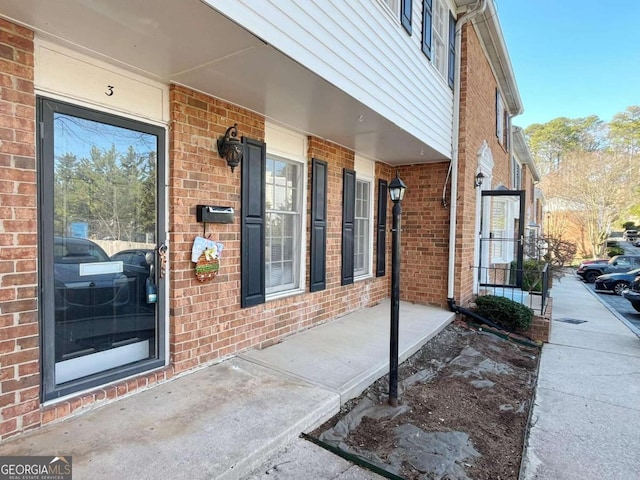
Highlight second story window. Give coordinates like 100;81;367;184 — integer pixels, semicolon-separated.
423;0;454;85
496;90;504;144
381;0;400;16
432;0;447;77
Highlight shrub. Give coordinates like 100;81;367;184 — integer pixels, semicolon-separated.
474;295;534;331
511;259;545;292
607;246;624;257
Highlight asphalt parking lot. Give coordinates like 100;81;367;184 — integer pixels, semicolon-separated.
573;273;640;336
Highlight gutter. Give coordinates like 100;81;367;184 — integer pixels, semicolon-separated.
446;0;487;302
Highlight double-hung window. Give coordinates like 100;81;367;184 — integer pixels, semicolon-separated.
265;155;303;295
496;90;505;144
423;0;454;85
354;179;372;278
432;0;447;77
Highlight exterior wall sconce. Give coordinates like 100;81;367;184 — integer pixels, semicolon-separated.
474;172;485;189
388;172;407;407
217;124;243;173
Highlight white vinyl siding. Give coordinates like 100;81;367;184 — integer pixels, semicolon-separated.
203;0;455;158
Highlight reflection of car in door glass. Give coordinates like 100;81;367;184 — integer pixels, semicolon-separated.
54;237;129;318
110;249;154;308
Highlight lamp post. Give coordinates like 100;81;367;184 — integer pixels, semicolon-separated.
388;172;406;407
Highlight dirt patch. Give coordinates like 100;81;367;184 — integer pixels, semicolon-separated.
312;321;539;480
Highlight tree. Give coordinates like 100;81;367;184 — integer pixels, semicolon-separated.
542;151;636;257
525;116;604;174
609;105;640;157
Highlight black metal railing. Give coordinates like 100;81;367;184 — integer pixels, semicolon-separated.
474;263;550;316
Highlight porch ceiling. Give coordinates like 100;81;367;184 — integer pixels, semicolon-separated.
0;0;446;165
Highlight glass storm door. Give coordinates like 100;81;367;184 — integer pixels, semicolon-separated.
38;98;166;400
479;190;525;288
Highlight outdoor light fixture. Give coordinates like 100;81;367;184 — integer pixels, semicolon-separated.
388;173;407;203
388;172;407;408
217;124;243;173
474;172;485;189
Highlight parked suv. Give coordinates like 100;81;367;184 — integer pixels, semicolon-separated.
623;229;638;242
622;274;640;312
577;255;640;283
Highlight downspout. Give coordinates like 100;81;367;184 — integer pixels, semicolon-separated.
447;0;487;305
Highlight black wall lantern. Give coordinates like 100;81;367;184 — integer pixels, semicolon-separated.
474;171;485;189
217;124;243;173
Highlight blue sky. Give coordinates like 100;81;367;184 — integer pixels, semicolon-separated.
496;0;640;128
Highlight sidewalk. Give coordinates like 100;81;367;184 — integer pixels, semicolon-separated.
0;299;454;480
521;274;640;480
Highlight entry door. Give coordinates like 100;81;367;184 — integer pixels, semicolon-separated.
479;190;525;288
38;98;166;400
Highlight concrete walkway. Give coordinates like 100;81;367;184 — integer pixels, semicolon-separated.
0;299;454;480
521;274;640;480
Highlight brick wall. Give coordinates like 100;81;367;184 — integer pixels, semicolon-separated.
396;162;451;307
0;19;39;440
454;23;513;306
168;85;392;372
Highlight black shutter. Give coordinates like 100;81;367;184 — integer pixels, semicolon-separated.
241;137;266;308
422;0;433;59
448;13;456;89
495;89;500;136
341;168;355;286
401;0;413;34
310;158;328;292
376;179;388;277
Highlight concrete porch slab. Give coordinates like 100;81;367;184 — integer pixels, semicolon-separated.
240;299;455;403
0;358;339;480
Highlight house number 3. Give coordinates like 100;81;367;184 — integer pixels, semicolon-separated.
105;85;114;96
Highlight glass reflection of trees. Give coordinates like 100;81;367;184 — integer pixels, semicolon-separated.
53;114;157;242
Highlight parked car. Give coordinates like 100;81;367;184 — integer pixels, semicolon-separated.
54;237;130;319
594;268;640;295
110;249;154;307
576;258;608;277
622;274;640;312
623;229;638;242
577;255;640;283
634;238;640;247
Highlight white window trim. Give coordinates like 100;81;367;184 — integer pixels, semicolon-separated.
379;0;400;19
490;197;516;265
354;176;374;280
432;0;448;80
264;123;308;301
496;92;505;144
512;156;522;190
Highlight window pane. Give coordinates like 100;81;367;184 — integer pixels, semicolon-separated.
265;155;302;294
354;179;371;277
433;0;447;77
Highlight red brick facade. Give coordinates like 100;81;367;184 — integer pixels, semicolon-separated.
0;16;537;441
454;23;515;306
0;24;398;440
0;19;39;439
397;163;451;307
